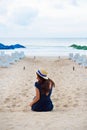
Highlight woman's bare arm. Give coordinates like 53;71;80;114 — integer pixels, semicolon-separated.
29;88;40;107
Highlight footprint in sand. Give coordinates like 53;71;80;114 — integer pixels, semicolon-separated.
63;104;68;108
4;98;10;103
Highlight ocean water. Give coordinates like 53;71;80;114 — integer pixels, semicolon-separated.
0;38;87;56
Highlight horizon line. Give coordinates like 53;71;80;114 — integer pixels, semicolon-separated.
0;37;87;39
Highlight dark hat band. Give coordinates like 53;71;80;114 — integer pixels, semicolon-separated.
37;70;47;77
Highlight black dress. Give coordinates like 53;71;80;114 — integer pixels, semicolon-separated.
31;82;54;112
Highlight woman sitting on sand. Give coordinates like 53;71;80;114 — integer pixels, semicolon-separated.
29;69;55;112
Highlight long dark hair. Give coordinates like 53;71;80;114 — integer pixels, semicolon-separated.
37;74;55;95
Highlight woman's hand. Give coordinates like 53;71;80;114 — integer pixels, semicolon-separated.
29;102;33;107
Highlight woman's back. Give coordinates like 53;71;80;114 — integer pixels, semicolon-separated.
31;81;54;111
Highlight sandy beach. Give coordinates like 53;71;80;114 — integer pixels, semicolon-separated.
0;56;87;130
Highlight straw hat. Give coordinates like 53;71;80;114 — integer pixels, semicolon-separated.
36;69;48;80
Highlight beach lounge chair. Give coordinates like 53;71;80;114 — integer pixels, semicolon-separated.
73;53;80;62
0;56;10;67
69;53;73;60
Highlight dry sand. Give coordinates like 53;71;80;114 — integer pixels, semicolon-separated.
0;56;87;130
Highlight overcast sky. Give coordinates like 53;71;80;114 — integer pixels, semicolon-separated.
0;0;87;38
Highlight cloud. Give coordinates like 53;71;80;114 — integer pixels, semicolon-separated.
0;23;8;37
52;0;78;10
0;0;87;37
0;6;7;15
0;23;6;28
8;6;38;26
0;0;12;15
70;0;78;6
